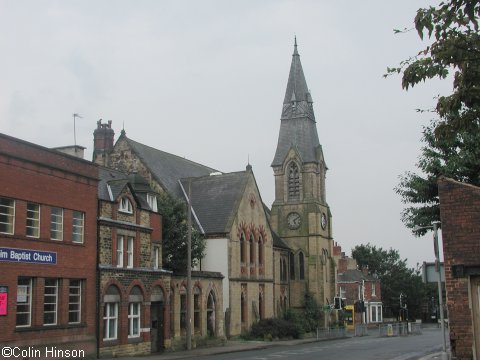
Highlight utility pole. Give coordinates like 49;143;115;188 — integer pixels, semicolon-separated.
433;221;447;353
186;180;192;350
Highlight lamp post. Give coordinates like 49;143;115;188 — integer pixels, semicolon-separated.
414;221;447;354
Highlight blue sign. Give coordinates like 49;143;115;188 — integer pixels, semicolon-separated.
0;247;57;265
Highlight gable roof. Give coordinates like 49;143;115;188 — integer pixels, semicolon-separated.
179;171;250;234
124;136;219;198
97;166;152;210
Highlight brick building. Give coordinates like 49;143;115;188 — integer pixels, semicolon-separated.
438;177;480;360
0;133;98;357
334;243;382;325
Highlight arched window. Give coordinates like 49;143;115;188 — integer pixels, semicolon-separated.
128;286;143;338
193;286;201;331
258;235;264;266
299;252;305;280
169;288;174;335
240;233;246;263
289;253;295;280
323;249;329;283
180;286;187;332
249;233;254;265
259;286;264;320
241;292;247;324
207;291;216;337
280;258;284;281
288;162;300;200
103;285;120;340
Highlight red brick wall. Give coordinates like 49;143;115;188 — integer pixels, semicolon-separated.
438;177;480;360
0;134;98;357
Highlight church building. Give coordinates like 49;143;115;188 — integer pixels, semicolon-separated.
270;39;336;311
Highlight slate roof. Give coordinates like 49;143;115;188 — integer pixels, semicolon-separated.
272;39;322;167
97;166;152;210
125;136;219;198
98;167;129;201
179;171;249;234
338;269;377;283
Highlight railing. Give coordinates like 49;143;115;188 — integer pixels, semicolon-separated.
316;327;346;339
378;322;422;337
354;324;369;337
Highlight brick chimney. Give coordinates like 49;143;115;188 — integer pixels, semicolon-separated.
333;242;342;256
93;119;115;166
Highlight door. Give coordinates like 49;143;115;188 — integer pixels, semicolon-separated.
151;301;164;352
471;276;480;360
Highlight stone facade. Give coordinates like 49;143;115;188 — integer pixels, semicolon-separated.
438;177;480;360
271;42;336;311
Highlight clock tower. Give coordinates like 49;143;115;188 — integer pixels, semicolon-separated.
271;38;335;310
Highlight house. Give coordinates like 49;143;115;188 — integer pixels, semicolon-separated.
0;133;98;357
334;243;382;326
438;177;480;360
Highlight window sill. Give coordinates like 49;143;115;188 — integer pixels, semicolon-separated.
15;323;87;332
127;336;143;344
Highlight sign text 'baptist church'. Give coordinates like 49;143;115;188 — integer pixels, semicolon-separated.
0;247;57;265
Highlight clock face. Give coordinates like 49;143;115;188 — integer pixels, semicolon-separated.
321;213;327;230
287;212;301;230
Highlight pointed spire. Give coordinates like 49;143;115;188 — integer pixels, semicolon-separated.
281;37;315;120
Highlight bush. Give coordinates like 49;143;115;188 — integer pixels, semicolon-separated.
249;318;301;339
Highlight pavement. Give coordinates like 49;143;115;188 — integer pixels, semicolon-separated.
106;334;450;360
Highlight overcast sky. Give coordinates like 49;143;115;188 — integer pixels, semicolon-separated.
0;0;449;268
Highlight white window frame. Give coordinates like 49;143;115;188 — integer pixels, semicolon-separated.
147;193;158;212
72;211;84;243
0;197;15;235
372;282;376;296
50;207;63;240
68;280;82;324
153;245;160;269
44;279;58;325
127;237;134;268
128;302;141;338
103;303;118;340
119;197;133;214
16;278;32;327
26;202;40;238
339;286;346;299
116;236;124;267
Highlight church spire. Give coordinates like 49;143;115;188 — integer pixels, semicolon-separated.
272;39;321;167
281;37;314;120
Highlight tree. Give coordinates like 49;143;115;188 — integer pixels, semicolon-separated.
352;244;427;319
387;0;480;138
157;192;206;273
395;120;480;233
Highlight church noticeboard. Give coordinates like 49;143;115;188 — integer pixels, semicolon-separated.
0;286;8;316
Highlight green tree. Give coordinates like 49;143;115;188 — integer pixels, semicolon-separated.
352;244;426;319
395;121;480;233
387;0;480;138
157;192;206;273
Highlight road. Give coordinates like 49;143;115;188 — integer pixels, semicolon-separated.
195;328;443;360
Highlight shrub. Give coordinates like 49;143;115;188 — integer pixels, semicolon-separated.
249;318;301;339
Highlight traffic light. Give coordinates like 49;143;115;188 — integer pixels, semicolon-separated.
334;297;341;310
341;298;346;309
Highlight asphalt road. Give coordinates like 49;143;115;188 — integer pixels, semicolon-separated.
194;328;443;360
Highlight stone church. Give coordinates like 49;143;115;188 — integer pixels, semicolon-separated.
270;39;336;310
92;39;336;338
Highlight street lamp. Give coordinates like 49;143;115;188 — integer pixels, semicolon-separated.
413;221;447;354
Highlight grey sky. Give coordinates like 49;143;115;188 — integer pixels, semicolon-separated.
0;0;449;268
